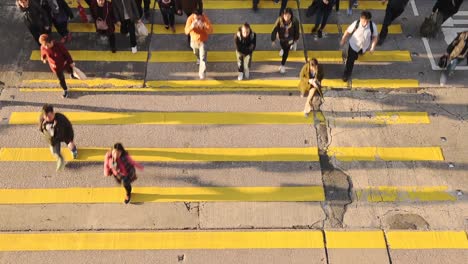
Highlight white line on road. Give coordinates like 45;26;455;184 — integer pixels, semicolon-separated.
421;37;468;71
410;0;419;16
454;11;468;16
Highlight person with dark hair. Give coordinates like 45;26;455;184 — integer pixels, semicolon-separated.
177;0;203;45
298;58;324;116
90;0;116;52
340;11;378;82
440;31;468;86
16;0;51;46
432;0;464;27
39;104;78;171
185;11;213;79
136;0;151;20
113;0;141;53
311;0;336;39
271;7;300;74
104;143;144;204
39;0;74;43
158;0;176;33
378;0;409;45
235;23;257;80
39;34;76;98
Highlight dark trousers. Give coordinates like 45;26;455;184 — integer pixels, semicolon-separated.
29;26;50;46
122;19;137;47
280;40;292;65
123;176;132;196
278;0;288;16
53;21;69;37
160;7;175;27
344;45;362;78
315;3;333;30
379;7;405;41
136;0;151;17
55;66;73;91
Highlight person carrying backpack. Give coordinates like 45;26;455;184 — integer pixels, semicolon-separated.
339;10;378;82
440;31;468;86
235;23;257;80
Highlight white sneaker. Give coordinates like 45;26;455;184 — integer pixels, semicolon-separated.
237;72;243;81
279;65;286;74
131;46;137;53
291;43;297;51
199;73;205;80
244;71;250;79
196;59;200;65
279;49;284;57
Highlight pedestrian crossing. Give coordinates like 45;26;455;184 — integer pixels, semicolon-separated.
3;0;465;259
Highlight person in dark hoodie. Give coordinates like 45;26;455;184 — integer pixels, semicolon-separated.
38;0;74;43
39;104;78;171
433;0;464;26
113;0;141;53
271;7;300;74
235;23;257;80
176;0;203;45
378;0;409;45
90;0;116;52
16;0;51;46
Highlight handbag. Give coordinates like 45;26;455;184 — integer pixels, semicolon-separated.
135;21;149;37
95;4;109;31
438;54;448;68
420;12;438;38
72;66;87;80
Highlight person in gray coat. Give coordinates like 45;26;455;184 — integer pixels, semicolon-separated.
112;0;140;53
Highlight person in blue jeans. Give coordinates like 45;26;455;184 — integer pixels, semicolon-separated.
440;31;468;86
335;0;358;15
311;0;335;38
253;0;287;14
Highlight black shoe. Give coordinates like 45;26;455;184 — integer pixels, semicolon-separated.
377;38;384;46
164;25;169;30
342;75;348;82
111;47;117;53
70;73;78;79
62;90;69;98
311;26;318;33
144;11;150;20
253;4;258;11
317;30;323;38
124;194;131;204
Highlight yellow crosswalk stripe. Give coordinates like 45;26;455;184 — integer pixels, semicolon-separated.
0;230;465;251
387;231;468;249
8;111;430;125
64;23;402;34
0;231;324;251
355;186;456;202
29;50;412;63
0;147;319;162
22;78;143;87
0;186;326;204
351;79;419;89
67;0;386;10
328;147;444;161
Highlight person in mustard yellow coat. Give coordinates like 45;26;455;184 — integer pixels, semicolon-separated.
298;58;324;116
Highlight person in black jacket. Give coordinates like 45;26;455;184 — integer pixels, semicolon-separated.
39;104;78;171
311;0;336;39
253;0;288;15
433;0;464;26
271;8;300;74
38;0;74;43
235;23;257;80
16;0;51;46
378;0;409;45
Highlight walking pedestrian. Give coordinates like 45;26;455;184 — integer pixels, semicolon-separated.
39;104;78;171
39;0;74;43
271;7;300;74
432;0;464;27
136;0;151;20
158;0;176;33
235;23;257;80
90;0;116;52
253;0;288;14
16;0;51;46
347;0;359;15
112;0;141;53
298;58;324;117
439;31;468;86
185;11;213;80
378;0;409;45
311;0;335;39
104;143;144;204
340;11;378;82
39;34;76;98
177;0;203;45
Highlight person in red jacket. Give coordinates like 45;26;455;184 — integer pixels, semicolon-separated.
39;34;76;98
104;143;144;204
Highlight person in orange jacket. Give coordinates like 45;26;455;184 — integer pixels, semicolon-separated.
184;11;213;80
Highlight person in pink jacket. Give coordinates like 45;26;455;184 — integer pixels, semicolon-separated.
103;143;144;204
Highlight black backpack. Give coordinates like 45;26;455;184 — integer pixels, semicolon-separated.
350;19;374;36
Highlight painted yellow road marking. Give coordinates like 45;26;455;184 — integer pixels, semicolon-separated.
9;112;314;125
0;147;319;162
0;231;324;251
0;230;465;251
387;231;468;249
22;78;143;87
352;79;419;88
356;186;456;202
9;111;430;125
326;231;387;249
64;23;402;34
67;0;385;10
0;186;326;204
30;50;412;63
328;147;444;161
